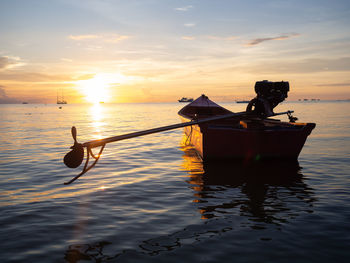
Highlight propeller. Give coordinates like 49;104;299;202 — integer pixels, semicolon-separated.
63;126;84;168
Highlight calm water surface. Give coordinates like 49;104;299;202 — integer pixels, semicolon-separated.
0;101;349;262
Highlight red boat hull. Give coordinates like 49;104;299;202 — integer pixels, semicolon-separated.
182;118;315;161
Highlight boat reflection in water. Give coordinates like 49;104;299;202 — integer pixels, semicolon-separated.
64;147;316;262
182;146;316;224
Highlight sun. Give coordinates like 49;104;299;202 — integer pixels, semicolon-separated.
78;73;114;104
77;72;136;103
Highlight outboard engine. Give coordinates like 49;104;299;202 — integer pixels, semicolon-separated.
246;80;289;117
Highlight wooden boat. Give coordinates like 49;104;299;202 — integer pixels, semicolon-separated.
178;82;315;161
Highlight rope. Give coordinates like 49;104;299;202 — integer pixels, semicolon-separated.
184;124;193;146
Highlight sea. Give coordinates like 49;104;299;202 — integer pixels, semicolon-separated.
0;101;349;263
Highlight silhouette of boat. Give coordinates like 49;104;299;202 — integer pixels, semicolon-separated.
57;89;67;104
178;81;315;161
178;97;194;102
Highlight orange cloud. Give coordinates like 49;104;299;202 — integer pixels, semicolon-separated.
69;34;99;40
206;35;237;41
182;36;195;40
68;34;130;43
0;85;21;103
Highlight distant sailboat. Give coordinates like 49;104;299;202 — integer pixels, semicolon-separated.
57;89;67;104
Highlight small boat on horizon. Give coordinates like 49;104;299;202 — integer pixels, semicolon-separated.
236;100;250;103
57;89;67;104
178;97;194;103
178;80;315;161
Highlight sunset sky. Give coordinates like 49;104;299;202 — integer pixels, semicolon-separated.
0;0;349;103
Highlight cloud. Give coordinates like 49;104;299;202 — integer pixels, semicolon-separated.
175;5;193;11
68;34;130;43
184;23;196;27
179;35;237;43
60;58;73;62
0;71;77;82
0;56;25;70
73;74;96;81
0;85;19;104
182;36;195;40
316;83;350;87
0;85;6;97
246;33;300;46
206;35;237;41
104;35;130;43
246;57;350;74
0;57;10;69
69;34;99;40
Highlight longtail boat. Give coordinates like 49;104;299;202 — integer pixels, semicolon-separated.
178;81;315;161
